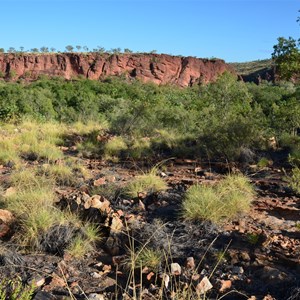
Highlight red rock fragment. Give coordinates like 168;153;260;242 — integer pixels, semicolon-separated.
219;280;232;293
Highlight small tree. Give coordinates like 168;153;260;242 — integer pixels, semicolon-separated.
50;47;56;53
65;45;74;52
31;48;39;53
111;47;121;54
40;46;49;53
124;48;133;53
8;47;16;53
96;46;105;53
0;48;4;53
76;45;81;52
272;37;300;80
83;46;89;52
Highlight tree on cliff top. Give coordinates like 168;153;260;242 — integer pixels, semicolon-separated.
272;37;300;80
272;10;300;81
65;45;74;52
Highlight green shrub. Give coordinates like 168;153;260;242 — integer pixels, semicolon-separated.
286;167;300;194
0;278;35;300
257;157;270;168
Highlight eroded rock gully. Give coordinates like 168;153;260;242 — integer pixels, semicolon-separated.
0;53;235;87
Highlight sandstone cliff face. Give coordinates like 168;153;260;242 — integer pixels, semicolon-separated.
0;53;235;87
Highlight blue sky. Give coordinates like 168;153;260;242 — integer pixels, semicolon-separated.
1;0;299;62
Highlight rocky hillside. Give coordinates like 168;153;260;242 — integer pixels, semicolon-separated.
0;53;234;87
230;59;274;83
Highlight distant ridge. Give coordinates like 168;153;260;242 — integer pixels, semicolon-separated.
229;59;274;83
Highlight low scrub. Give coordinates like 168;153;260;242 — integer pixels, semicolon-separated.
286;167;300;194
0;278;35;300
182;174;254;224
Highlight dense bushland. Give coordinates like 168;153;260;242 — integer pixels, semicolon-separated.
0;73;299;161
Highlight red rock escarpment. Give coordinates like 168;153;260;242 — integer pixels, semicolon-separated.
0;53;235;87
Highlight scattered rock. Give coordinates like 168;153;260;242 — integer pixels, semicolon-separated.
94;178;106;186
44;273;66;291
232;266;244;275
33;291;56;300
0;224;11;238
196;276;213;295
160;273;170;289
28;275;45;287
219;279;232;293
84;195;111;213
185;257;195;270
110;214;123;233
138;200;146;211
90;272;102;279
3;187;16;197
258;266;290;284
88;293;105;300
0;209;13;224
171;263;181;275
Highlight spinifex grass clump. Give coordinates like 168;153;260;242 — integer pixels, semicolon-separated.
2;167;100;256
18;120;65;161
183;174;254;224
125;168;168;198
0;119;66;165
125;246;162;272
66;223;101;258
0;138;20;166
103;136;128;161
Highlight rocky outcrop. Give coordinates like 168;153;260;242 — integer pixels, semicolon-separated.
0;53;235;87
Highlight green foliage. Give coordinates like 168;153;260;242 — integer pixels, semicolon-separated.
8;70;17;79
272;37;300;80
286;167;300;194
182;174;254;224
0;72;298;162
0;278;35;300
279;133;300;166
247;233;260;245
257;157;270;168
197;72;266;160
126;247;162;271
